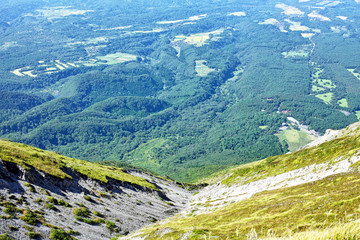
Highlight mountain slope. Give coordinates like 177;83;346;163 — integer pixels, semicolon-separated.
0;139;198;239
1;0;360;182
120;121;360;239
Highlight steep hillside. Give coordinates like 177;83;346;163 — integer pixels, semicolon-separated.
121;122;360;239
0;139;198;239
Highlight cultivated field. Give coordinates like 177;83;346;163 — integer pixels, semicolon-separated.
195;60;215;77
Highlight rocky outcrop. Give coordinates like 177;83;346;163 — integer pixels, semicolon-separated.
0;160;197;239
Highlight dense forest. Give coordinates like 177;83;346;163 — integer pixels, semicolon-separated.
0;0;360;181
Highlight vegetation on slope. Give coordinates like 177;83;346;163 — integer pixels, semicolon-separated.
124;125;360;239
0;139;156;190
222;126;360;185
137;172;360;239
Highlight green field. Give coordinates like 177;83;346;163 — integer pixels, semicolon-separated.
311;85;326;92
315;92;333;104
97;52;138;65
338;98;349;108
356;111;360;120
281;50;308;58
313;79;336;89
173;29;224;47
195;60;215;76
276;129;317;152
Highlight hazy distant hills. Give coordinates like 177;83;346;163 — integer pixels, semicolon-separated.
0;0;360;181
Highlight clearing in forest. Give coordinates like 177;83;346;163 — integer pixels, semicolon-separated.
156;14;207;24
282;49;309;58
313;79;336;89
338;98;349;108
347;68;360;80
36;6;94;20
285;19;310;31
312;85;326;92
308;11;331;21
173;29;224;47
315;92;333;104
259;18;287;32
195;60;215;77
228;12;246;17
356;111;360;120
276;129;316;152
275;3;304;15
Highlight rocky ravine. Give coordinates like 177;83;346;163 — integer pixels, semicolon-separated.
0;160;197;239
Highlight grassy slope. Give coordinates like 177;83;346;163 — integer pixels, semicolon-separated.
0;139;156;190
124;123;360;239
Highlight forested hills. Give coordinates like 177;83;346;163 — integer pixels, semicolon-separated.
1;0;360;181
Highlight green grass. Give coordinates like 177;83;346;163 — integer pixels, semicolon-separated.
96;52;137;65
276;129;316;152
263;219;360;239
222;129;360;185
0;139;156;190
315;92;333;104
311;85;325;93
123;127;360;239
337;98;349;108
356;111;360;121
136;171;360;239
313;79;336;89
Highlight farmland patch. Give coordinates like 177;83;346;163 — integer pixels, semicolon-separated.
308;11;331;21
228;12;246;17
286;19;310;31
259;18;287;32
173;29;224;47
35;6;94;20
276;129;317;152
195;60;215;77
315;92;333;104
338;98;349;108
275;3;304;15
156;14;207;25
312;85;326;92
